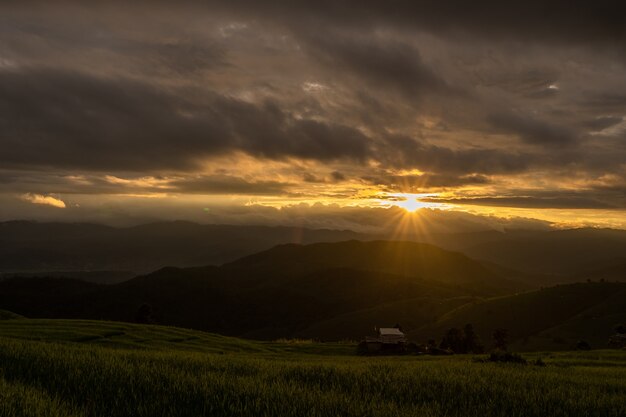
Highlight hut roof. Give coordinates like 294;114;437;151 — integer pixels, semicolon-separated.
379;328;404;336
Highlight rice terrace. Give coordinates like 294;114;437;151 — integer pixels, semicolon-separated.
0;317;624;417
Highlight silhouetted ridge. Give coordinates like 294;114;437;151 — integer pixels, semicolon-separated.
226;240;520;294
0;239;527;340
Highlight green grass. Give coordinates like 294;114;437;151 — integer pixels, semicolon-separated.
1;319;625;417
0;319;353;355
0;377;80;417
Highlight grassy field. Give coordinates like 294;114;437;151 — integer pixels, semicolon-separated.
1;318;625;417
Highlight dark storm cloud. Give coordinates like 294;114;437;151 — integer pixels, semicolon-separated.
582;116;624;132
0;170;294;197
302;173;324;183
200;0;626;45
166;175;292;195
381;135;531;175
0;14;228;76
298;30;455;100
424;196;620;210
579;93;626;113
1;65;573;181
423;183;626;209
0;172;20;184
363;172;491;192
488;112;578;147
0;68;371;171
1;3;622;175
150;41;226;75
16;1;623;46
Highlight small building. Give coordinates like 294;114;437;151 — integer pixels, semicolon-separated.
364;327;407;353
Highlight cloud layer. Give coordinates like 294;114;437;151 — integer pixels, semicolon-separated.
0;1;625;228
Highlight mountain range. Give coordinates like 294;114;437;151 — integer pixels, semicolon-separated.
1;237;624;349
0;220;366;280
2;221;626;285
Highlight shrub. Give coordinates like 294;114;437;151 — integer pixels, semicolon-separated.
481;350;527;364
355;341;369;355
405;342;423;354
427;346;453;356
493;329;509;351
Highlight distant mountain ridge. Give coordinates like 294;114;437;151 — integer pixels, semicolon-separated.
2;221;625;285
0;240;523;340
443;228;626;276
0;220;370;279
225;240;522;294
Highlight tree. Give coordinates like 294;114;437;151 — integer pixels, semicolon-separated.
615;324;626;335
135;303;155;324
463;324;484;353
440;328;464;353
576;340;591;351
493;328;509;351
439;324;485;354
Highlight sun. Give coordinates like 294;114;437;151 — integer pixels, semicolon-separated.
395;197;422;212
383;193;445;213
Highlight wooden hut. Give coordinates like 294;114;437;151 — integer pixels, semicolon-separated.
364;327;407;352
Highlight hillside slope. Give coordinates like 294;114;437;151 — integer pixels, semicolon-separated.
0;318;352;355
0;241;519;340
293;296;479;341
409;282;626;351
0;309;24;320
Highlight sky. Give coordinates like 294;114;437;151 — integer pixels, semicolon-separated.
1;1;625;232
